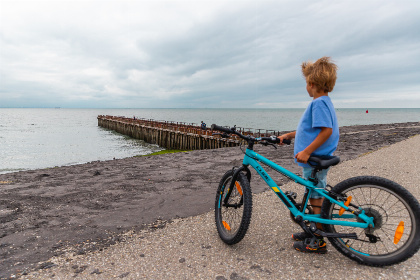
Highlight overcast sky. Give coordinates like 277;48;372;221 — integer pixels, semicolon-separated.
1;0;419;108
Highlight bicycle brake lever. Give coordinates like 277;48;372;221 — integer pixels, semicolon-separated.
260;141;277;149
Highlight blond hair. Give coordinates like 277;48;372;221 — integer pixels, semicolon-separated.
302;57;338;93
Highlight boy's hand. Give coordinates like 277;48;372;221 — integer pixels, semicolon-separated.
277;132;295;145
295;150;310;164
277;135;288;145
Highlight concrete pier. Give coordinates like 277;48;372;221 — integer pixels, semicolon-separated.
97;115;282;150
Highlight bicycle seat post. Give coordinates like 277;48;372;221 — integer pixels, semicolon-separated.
309;169;319;185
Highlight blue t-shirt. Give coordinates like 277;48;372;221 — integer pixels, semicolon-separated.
294;96;339;167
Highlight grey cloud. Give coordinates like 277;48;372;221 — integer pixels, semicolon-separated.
0;0;419;108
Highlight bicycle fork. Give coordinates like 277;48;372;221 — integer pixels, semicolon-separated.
222;165;252;207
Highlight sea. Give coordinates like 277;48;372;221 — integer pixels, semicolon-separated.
1;108;419;174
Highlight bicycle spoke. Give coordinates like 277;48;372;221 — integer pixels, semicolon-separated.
379;191;392;210
386;199;403;213
388;206;409;217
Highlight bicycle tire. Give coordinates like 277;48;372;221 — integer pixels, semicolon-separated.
321;176;420;266
215;169;252;245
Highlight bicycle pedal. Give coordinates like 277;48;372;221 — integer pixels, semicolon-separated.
285;191;297;200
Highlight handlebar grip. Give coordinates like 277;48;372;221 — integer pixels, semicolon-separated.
211;124;233;134
282;139;291;145
273;137;291;145
261;136;291;145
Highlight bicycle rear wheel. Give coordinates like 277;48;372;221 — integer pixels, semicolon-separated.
215;169;252;245
321;176;420;266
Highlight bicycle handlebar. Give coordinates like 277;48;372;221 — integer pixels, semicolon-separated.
211;124;233;134
258;136;291;145
211;124;291;145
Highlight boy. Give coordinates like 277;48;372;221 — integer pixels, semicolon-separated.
278;57;339;254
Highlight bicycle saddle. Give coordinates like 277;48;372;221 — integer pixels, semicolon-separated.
308;155;340;169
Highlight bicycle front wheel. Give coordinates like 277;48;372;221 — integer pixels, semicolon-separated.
321;176;420;266
215;169;252;245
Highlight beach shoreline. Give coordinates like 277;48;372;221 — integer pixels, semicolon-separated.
1;121;419;279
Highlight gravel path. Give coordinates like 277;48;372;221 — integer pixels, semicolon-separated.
22;135;420;280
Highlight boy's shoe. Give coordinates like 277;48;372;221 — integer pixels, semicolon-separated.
293;237;327;254
292;231;322;241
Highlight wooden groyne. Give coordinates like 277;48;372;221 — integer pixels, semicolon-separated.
97;115;284;150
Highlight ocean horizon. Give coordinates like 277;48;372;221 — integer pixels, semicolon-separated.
1;108;419;174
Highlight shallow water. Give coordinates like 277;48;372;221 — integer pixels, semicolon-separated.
1;108;419;173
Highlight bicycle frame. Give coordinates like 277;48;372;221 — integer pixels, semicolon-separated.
242;148;375;228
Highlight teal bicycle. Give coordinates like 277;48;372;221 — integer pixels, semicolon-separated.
212;124;420;266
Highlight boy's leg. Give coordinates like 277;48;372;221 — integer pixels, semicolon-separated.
309;198;324;230
292;167;329;253
308;167;329;229
293;167;328;240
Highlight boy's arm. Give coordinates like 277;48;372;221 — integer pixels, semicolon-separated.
295;127;332;163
